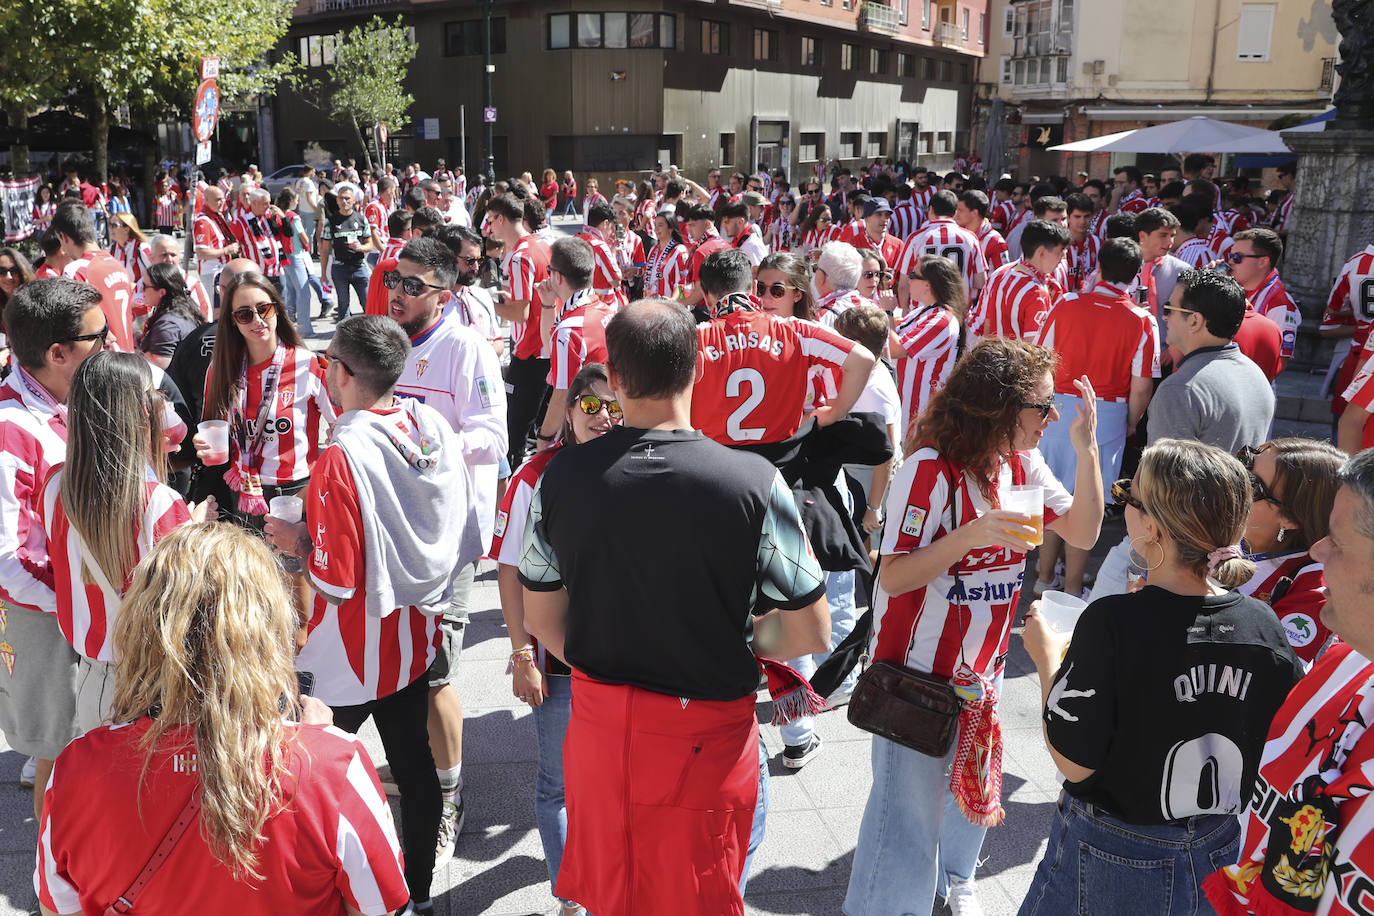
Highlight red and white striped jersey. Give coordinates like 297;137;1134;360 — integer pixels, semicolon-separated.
64;251;136;352
1236;552;1331;667
0;370;67;616
363;199;391;245
40;466;190;661
873;448;1071;678
977;222;1010;274
910;186;935;214
814;288;875;329
686;233;731;296
32;200;57;233
549;296;615;391
898;218;988;299
1090;209;1110;241
1058;233;1100;294
634;196;657;233
693;309;855;445
1217;207;1251;236
643;240;687;299
36;719;408;916
1002;206;1033;242
1274;194;1294;233
207;346;336;486
1117;189;1148;215
192;211;236;271
990;199;1017;234
183;269;212;320
1034;281;1160;402
108;239;151;294
1174;237;1213;270
577;230;625;301
889;200;925;241
1246;269;1300;360
1323;244;1374;348
969;260;1056;342
489;447;566;671
894;305;961;430
802;227;832;254
154;192;179;227
231;211;283;277
616;229;645;275
301;441;443;706
706;187;726;210
502;233;553;361
1342;346;1374;453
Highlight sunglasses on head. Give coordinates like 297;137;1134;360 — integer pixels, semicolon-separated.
577;394;622;420
1111;478;1144;511
1020;397;1056;420
383;270;447;297
232;302;275;324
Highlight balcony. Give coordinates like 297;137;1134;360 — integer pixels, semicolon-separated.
860;1;901;35
313;0;403;12
933;21;962;45
1320;57;1337;93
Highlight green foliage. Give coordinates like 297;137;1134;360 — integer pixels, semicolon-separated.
328;16;416;136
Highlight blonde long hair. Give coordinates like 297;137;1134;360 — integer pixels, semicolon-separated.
60;352;166;588
111;523;299;879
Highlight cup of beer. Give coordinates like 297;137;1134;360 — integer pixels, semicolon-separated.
197;420;230;466
1002;484;1044;548
1038;589;1089;634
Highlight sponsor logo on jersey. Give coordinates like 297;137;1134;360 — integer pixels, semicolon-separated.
1281;613;1318;648
900;505;926;538
493;509;508;538
313;548;329;571
477;377;493;407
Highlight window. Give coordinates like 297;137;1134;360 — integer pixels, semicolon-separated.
1027;58;1040;83
899;52;915;78
444;18;506;56
919;131;933;154
604;13;628;48
1060;0;1074;29
937;132;951;154
961;9;969;39
1004;6;1015;35
922;0;932;29
840;132;861;158
802;36;822;67
866;131;887;158
550;12;674;49
1237;4;1275;61
1000;55;1011;84
1056;56;1069;82
799;132;824;162
661;14;676;49
1014;59;1026;84
719;132;735;166
841;43;857;71
922;57;935;79
938;59;952;81
900;0;910;26
753;28;778;62
701;19;730;55
549;14;571;49
300;35;329;68
979;12;985;43
322;34;336;65
871;48;889;74
578;14;602;47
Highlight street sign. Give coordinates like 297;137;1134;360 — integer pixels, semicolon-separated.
483;107;497;124
192;79;220;143
416;117;440;140
378;122;388;146
196;141;212;165
201;57;220;80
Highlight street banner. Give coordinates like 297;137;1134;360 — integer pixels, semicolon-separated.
2;175;39;242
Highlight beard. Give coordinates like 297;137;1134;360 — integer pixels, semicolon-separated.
455;270;478;287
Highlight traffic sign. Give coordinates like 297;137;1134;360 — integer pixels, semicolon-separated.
192;79;220;144
483;107;497;124
201;57;220;80
378;122;388;146
196;141;212;165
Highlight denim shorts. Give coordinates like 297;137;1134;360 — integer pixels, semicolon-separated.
1017;794;1239;916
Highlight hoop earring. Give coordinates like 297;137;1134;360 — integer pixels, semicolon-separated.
1129;535;1165;572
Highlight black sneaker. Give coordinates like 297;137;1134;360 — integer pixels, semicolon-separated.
782;735;823;769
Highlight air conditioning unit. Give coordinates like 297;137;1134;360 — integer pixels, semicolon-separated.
1092;59;1105;75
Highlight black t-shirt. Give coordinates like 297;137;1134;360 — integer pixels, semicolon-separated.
1045;586;1302;825
519;427;826;701
321;211;371;267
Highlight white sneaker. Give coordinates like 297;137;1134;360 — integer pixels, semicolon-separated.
19;756;35;788
946;878;985;916
433;798;462;871
1032;574;1063;597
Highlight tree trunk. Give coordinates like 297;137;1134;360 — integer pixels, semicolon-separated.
349;116;374;173
88;89;110;184
141;142;158;229
8;107;30;179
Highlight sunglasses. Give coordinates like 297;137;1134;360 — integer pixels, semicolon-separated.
1226;252;1266;264
862;270;892;280
458;255;483;267
755;281;792;299
1020;397;1056;420
577;394;622;420
232;302;275;324
818;216;832;224
1237;444;1288;513
58;323;110;345
383;270;447;297
1112;478;1144;512
0;266;21;278
322;352;355;376
1162;305;1197;316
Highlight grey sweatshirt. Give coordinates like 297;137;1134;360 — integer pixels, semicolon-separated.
1146;343;1274;454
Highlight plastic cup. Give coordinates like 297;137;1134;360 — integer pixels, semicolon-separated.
269;495;303;524
1038;589;1089;634
197;420;230;466
1002;484;1044;547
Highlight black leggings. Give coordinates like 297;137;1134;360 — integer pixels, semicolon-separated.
331;672;440;903
505;354;551;468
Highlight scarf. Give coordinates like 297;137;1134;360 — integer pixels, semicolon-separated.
759;656;830;726
950;668;1004;827
1205;644;1374;915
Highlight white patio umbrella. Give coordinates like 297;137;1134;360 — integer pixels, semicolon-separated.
1048;116;1278;153
1206;116;1331;154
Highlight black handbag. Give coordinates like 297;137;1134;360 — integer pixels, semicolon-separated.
846;457;969;757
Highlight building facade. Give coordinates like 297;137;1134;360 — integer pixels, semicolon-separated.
270;0;987;186
976;0;1337;179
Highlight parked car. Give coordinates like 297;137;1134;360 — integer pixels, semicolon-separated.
262;164;309;197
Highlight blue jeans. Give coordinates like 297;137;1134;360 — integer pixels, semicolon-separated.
1017;796;1238;916
844;684;1002;916
740;737;769;897
331;261;371;321
533;674;575;904
308;269;329;311
281;253;314;335
779;567;857;747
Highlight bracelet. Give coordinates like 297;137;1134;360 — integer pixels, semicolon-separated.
535;433;555;441
506;644;536;674
866;503;883;512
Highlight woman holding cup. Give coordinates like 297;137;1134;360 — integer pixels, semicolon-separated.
845;338;1105;916
197;273;335;527
1018;439;1302;916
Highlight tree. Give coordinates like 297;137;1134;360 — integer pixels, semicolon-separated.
328;17;416;172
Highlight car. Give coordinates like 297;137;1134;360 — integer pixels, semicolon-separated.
262;164;309;198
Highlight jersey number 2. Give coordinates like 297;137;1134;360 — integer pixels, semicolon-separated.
726;368;766;442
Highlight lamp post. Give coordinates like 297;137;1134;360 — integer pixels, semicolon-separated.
483;0;496;187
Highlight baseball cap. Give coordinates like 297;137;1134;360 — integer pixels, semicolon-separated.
863;198;893;217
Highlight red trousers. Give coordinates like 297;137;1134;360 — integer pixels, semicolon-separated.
557;671;759;916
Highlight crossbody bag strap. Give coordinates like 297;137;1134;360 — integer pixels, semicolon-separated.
104;788;202;915
943;456;972;671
